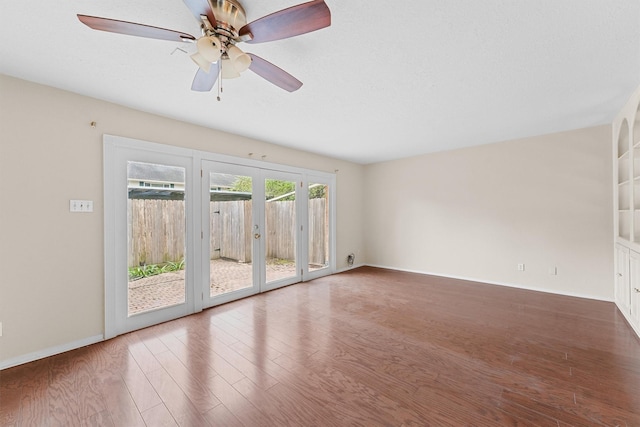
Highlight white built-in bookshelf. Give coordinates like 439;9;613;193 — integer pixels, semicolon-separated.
614;93;640;338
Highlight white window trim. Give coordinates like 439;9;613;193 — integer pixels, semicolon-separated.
104;134;336;339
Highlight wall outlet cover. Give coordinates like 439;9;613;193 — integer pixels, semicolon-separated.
70;200;94;212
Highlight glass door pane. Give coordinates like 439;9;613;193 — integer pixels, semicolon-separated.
308;182;330;272
127;161;186;316
208;172;254;298
264;175;299;285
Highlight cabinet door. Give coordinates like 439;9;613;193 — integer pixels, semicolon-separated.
630;250;640;327
616;244;631;314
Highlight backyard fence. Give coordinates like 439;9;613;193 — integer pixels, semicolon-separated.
210;200;253;263
128;198;328;267
128;199;186;268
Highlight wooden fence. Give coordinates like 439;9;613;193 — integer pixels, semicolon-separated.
128;198;327;267
308;198;329;266
210;200;253;263
128;199;186;268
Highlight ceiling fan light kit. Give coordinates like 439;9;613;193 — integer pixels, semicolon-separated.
77;0;331;98
195;35;222;63
221;59;241;79
227;44;251;73
190;51;213;73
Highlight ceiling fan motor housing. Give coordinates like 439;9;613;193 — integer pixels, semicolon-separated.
208;0;247;36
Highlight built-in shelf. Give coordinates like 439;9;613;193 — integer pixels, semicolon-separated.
619;163;631;183
617;117;632;241
614;96;640;339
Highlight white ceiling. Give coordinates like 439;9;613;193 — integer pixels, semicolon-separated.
1;1;639;164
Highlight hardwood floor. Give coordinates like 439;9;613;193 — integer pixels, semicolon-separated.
1;266;640;426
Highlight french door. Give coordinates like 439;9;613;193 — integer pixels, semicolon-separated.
105;143;196;338
201;161;303;308
105;136;334;338
201;162;260;306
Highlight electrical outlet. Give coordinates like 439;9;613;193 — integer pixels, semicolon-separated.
548;266;557;275
0;322;3;337
517;263;525;271
347;253;355;267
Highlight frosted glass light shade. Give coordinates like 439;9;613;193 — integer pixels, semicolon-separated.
221;59;240;79
227;45;251;73
190;52;212;73
196;36;222;63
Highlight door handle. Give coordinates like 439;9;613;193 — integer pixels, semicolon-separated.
635;288;640;293
254;233;261;239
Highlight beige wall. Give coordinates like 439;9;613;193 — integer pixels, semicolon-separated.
363;126;613;300
0;74;365;364
0;72;617;366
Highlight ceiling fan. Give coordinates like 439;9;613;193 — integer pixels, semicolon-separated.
77;0;331;96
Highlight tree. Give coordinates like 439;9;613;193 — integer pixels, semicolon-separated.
231;177;295;200
231;176;252;193
231;177;326;200
264;179;295;200
309;184;326;199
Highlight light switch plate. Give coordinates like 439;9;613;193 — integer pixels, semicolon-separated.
70;200;94;212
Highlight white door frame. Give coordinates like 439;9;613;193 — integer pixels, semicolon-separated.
201;160;262;308
104;137;198;338
104;135;336;339
259;169;303;293
303;173;337;282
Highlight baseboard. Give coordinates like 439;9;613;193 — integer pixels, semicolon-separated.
615;303;640;339
335;263;366;274
0;334;104;371
364;264;613;303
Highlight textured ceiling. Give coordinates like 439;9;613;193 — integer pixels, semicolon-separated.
1;1;639;164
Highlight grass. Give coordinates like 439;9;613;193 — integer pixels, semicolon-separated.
129;259;185;281
267;258;295;266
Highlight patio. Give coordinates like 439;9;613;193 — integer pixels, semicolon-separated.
128;258;297;315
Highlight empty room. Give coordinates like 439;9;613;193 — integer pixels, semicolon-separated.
1;0;640;425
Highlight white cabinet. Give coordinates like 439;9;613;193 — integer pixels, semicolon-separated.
630;251;640;327
616;244;630;314
615;245;640;335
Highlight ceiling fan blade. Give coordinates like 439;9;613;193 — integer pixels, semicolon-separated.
182;0;216;27
191;63;219;92
239;0;330;44
77;15;195;42
247;54;302;92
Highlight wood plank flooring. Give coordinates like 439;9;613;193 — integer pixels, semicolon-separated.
1;266;640;426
